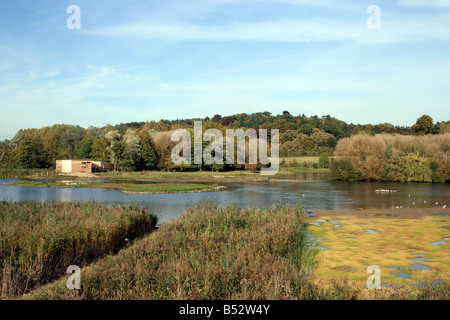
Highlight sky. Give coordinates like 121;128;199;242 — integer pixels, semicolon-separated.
1;0;450;140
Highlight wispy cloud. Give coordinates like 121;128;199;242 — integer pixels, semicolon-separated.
1;0;449;139
398;0;450;8
86;14;450;44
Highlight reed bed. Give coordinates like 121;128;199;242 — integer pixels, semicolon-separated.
0;201;158;299
26;202;320;300
0;168;55;179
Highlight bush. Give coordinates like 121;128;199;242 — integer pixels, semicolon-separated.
318;153;330;168
330;159;363;181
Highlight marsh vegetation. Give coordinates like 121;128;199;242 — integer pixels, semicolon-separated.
0;201;157;299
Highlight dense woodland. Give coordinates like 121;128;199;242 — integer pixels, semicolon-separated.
0;112;449;182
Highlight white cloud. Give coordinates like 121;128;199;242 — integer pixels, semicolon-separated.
44;71;61;78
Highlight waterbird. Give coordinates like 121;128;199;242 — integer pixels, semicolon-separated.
444;205;447;209
124;238;130;242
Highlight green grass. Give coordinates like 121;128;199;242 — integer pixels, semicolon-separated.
4;180;223;194
0;201;158;299
95;168;329;182
25;202;320;300
306;214;450;289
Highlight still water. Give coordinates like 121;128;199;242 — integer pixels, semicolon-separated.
0;178;448;224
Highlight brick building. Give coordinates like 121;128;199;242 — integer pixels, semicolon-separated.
55;159;113;173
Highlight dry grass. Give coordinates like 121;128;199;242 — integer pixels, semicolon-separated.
0;201;158;299
15;204;450;300
25;202;319;300
335;133;450;181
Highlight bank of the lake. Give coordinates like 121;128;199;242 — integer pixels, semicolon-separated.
94;168;330;183
3;180;224;194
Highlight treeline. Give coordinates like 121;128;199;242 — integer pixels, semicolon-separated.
0;112;449;173
331;133;450;182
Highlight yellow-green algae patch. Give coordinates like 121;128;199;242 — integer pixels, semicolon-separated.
307;212;450;289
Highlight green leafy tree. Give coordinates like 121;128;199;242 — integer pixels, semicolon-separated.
110;140;127;170
139;131;158;170
318;152;330;168
15;135;48;169
75;137;94;159
41;126;61;164
57;125;85;158
90;138;110;161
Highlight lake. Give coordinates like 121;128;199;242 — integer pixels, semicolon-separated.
0;178;448;224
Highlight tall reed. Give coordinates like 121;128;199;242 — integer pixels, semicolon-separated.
0;201;157;299
26;202;319;300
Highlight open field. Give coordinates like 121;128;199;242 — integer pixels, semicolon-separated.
94;167;329;183
0;201;158;299
4;180;223;194
306;209;450;291
280;157;320;166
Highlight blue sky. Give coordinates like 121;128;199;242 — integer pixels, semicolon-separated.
1;0;449;139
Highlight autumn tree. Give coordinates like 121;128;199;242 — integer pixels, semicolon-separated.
90;138;110;161
334;134;385;181
152;132;175;171
40;126;61;164
121;129;141;170
105;130;122;169
412;115;434;135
